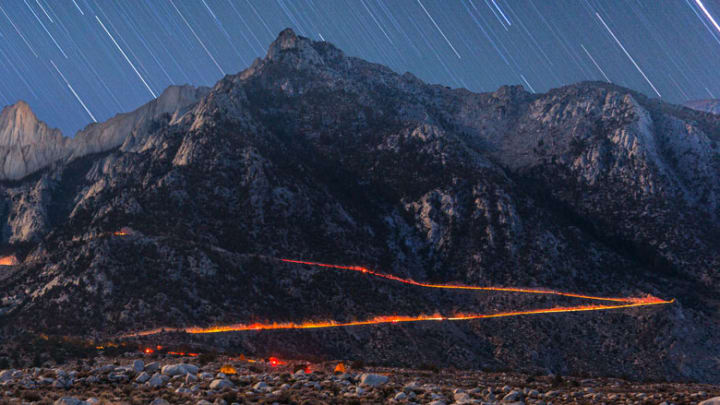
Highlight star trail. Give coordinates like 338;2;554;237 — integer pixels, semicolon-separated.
0;0;718;136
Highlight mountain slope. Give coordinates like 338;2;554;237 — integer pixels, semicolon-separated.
0;29;719;382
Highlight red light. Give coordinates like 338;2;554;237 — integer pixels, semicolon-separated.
268;356;285;367
156;345;163;350
304;366;311;374
144;348;154;354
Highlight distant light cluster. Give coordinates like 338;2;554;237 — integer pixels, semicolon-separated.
0;0;718;135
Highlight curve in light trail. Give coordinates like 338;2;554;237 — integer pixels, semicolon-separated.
124;300;672;337
279;259;669;304
121;258;673;338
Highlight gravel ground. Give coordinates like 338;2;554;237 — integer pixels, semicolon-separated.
0;355;718;404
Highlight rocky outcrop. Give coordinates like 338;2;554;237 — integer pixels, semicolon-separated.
0;85;209;181
0;29;719;383
0;101;69;180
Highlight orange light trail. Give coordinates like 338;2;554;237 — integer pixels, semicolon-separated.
280;258;664;304
119;258;673;338
124;300;672;336
0;255;18;266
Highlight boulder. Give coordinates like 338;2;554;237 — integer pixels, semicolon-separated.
135;372;150;383
145;362;160;374
210;379;234;390
161;363;198;376
146;373;166;388
252;381;268;391
132;360;144;373
359;373;388;387
700;398;720;405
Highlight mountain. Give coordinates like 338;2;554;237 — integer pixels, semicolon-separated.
1;28;719;383
685;99;720;114
0;85;209;181
0;101;69;181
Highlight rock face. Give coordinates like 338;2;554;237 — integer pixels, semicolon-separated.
0;85;209;181
1;29;720;383
0;101;69;180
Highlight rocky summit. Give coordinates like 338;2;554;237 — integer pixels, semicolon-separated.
0;28;719;386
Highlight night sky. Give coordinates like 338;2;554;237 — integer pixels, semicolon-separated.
1;0;719;136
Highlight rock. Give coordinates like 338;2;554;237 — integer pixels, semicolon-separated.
39;377;54;385
145;362;160;374
107;372;127;382
135;372;150;383
199;372;214;380
95;365;114;374
186;373;198;384
54;398;82;405
161;363;198;376
394;392;407;400
0;370;13;382
252;381;268;391
150;399;170;405
85;398;100;405
453;392;476;404
359;373;389;387
210;379;235;390
133;359;144;373
146;373;166;388
428;401;446;405
404;381;421;392
700;398;720;405
52;379;70;388
294;369;306;377
503;391;523;402
197;401;212;405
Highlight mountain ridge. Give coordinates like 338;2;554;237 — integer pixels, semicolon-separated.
0;29;718;383
0;84;210;181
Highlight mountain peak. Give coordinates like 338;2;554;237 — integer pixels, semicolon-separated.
1;100;40;128
0;100;63;147
266;28;304;59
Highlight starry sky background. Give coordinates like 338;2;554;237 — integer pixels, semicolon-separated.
0;0;719;136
